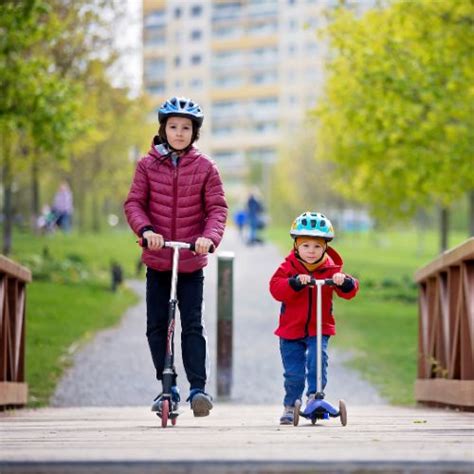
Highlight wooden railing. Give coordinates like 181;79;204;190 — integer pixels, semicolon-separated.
414;237;474;409
0;255;32;408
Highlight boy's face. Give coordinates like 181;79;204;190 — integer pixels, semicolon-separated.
165;116;193;150
297;239;326;263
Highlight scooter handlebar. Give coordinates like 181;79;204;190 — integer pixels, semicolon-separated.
137;238;215;253
309;277;351;286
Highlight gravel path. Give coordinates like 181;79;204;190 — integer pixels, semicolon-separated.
52;228;386;407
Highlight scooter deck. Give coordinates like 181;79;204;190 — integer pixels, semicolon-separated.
300;399;340;419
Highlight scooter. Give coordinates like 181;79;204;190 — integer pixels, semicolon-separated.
293;278;347;427
138;238;214;428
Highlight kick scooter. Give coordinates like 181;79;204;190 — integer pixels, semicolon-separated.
138;238;214;428
293;278;348;427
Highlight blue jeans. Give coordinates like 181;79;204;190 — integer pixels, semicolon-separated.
279;335;330;407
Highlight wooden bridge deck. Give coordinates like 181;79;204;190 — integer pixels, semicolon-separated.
1;404;473;473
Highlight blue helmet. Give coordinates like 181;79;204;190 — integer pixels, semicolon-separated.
158;96;204;127
290;212;334;241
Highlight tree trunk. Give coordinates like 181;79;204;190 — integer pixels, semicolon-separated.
415;208;429;257
469;190;474;237
439;206;449;253
91;191;100;233
31;155;40;232
2;155;13;256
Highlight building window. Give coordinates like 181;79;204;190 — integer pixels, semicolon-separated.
212;2;242;21
191;54;202;65
214;74;244;88
190;78;203;89
175;7;181;18
146;83;165;95
145;58;166;79
144;10;166;28
288;18;298;31
191;30;202;40
191;5;203;16
174;56;181;67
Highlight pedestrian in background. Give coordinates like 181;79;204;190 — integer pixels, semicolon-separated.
124;96;228;418
52;181;73;232
246;190;265;245
233;208;247;241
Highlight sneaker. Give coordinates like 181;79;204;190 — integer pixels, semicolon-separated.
279;406;294;425
151;386;180;413
187;388;213;417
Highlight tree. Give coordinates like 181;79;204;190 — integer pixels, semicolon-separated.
317;0;474;251
0;0;80;253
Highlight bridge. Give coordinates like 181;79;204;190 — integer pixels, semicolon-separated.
1;232;473;473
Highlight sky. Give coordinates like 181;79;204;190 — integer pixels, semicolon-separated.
111;0;143;96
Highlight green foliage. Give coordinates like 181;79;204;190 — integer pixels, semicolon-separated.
13;228;142;406
316;0;474;220
20;253;91;284
12;228;141;281
0;0;151;251
0;0;82;152
27;281;138;407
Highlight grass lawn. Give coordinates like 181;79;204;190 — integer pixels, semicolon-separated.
266;226;468;405
10;228;142;407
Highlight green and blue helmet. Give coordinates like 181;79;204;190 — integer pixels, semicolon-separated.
290;212;334;241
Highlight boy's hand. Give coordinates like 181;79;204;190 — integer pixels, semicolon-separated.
142;231;164;250
194;237;213;255
332;272;346;285
297;274;312;285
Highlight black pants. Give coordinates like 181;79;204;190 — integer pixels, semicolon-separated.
146;267;207;391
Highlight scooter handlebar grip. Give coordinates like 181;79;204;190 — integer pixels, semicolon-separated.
324;277;352;286
189;243;216;253
137;237;147;248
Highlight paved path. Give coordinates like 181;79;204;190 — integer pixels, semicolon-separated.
52;228;385;408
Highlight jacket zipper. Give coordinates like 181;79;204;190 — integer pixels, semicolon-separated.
171;165;178;240
304;284;313;337
304;271;317;337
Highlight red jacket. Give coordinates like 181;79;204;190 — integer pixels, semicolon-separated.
269;247;359;339
124;140;227;272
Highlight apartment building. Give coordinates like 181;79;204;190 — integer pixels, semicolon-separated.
142;0;362;184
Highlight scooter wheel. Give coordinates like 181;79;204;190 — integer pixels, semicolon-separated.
171;415;177;426
339;399;347;426
293;400;301;427
161;400;170;428
311;417;317;425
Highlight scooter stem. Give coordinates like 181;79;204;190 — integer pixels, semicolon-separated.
170;245;180;301
316;281;323;394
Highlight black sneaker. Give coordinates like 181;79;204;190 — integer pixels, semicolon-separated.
187;389;213;417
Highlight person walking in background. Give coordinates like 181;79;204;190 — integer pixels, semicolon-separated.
246;190;264;245
51;181;73;232
269;211;359;425
124;96;228;418
233;208;247;241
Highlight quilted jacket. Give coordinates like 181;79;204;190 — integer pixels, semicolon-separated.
124;139;227;272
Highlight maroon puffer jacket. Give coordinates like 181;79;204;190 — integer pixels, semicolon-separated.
124;140;228;273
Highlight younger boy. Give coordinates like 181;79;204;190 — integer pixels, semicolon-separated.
269;212;359;425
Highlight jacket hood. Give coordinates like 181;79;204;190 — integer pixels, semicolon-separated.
285;245;344;273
